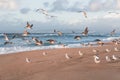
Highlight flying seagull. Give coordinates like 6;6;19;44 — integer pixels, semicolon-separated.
78;11;87;18
26;22;33;29
82;27;88;36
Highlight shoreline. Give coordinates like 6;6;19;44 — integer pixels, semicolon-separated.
0;43;120;80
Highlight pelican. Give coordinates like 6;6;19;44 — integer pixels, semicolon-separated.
74;36;81;40
114;47;119;52
105;49;111;53
105;56;111;62
26;22;33;29
22;30;30;36
93;55;100;63
82;27;88;36
47;39;56;44
78;51;83;57
65;53;71;59
26;57;31;63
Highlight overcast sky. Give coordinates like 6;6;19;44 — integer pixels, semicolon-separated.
0;0;120;33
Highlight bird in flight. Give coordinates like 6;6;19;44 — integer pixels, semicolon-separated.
82;27;89;36
77;11;87;18
26;22;33;29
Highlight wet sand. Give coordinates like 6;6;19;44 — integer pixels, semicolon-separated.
0;44;120;80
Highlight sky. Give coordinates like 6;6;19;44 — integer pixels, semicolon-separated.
0;0;120;33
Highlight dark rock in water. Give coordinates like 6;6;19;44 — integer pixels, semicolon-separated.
94;39;101;41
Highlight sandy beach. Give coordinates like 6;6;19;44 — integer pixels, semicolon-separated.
0;44;120;80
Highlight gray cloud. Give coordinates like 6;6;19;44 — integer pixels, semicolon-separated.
20;8;31;14
43;2;49;7
51;0;69;11
49;0;120;12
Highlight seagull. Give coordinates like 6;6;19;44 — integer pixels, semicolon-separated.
110;29;116;36
3;33;13;45
47;39;56;44
112;55;117;60
36;8;46;12
35;39;43;46
78;11;87;18
97;41;104;46
26;22;33;29
74;36;81;40
82;27;88;36
57;31;62;36
65;53;72;59
78;51;83;57
114;47;119;52
42;52;47;56
92;49;99;53
32;37;43;45
105;49;111;53
26;57;31;63
105;56;111;62
36;8;57;18
93;55;100;63
22;30;30;36
3;33;9;41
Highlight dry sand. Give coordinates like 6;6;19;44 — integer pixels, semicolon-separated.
0;44;120;80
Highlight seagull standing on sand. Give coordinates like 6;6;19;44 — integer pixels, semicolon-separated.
93;55;100;63
26;57;31;63
26;22;33;29
42;52;47;56
65;53;72;59
112;55;117;60
105;56;111;62
105;49;111;53
114;47;119;52
92;49;99;54
78;51;83;57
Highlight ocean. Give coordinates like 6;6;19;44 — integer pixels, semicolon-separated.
0;33;120;54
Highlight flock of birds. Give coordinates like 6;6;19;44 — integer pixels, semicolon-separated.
2;8;120;64
3;21;89;46
3;8;118;46
25;45;120;64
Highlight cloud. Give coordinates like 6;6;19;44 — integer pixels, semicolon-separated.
87;0;120;12
49;0;120;12
0;0;18;10
43;2;49;7
51;0;69;11
20;8;31;14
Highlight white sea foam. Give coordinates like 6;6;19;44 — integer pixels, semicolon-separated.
103;37;120;41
